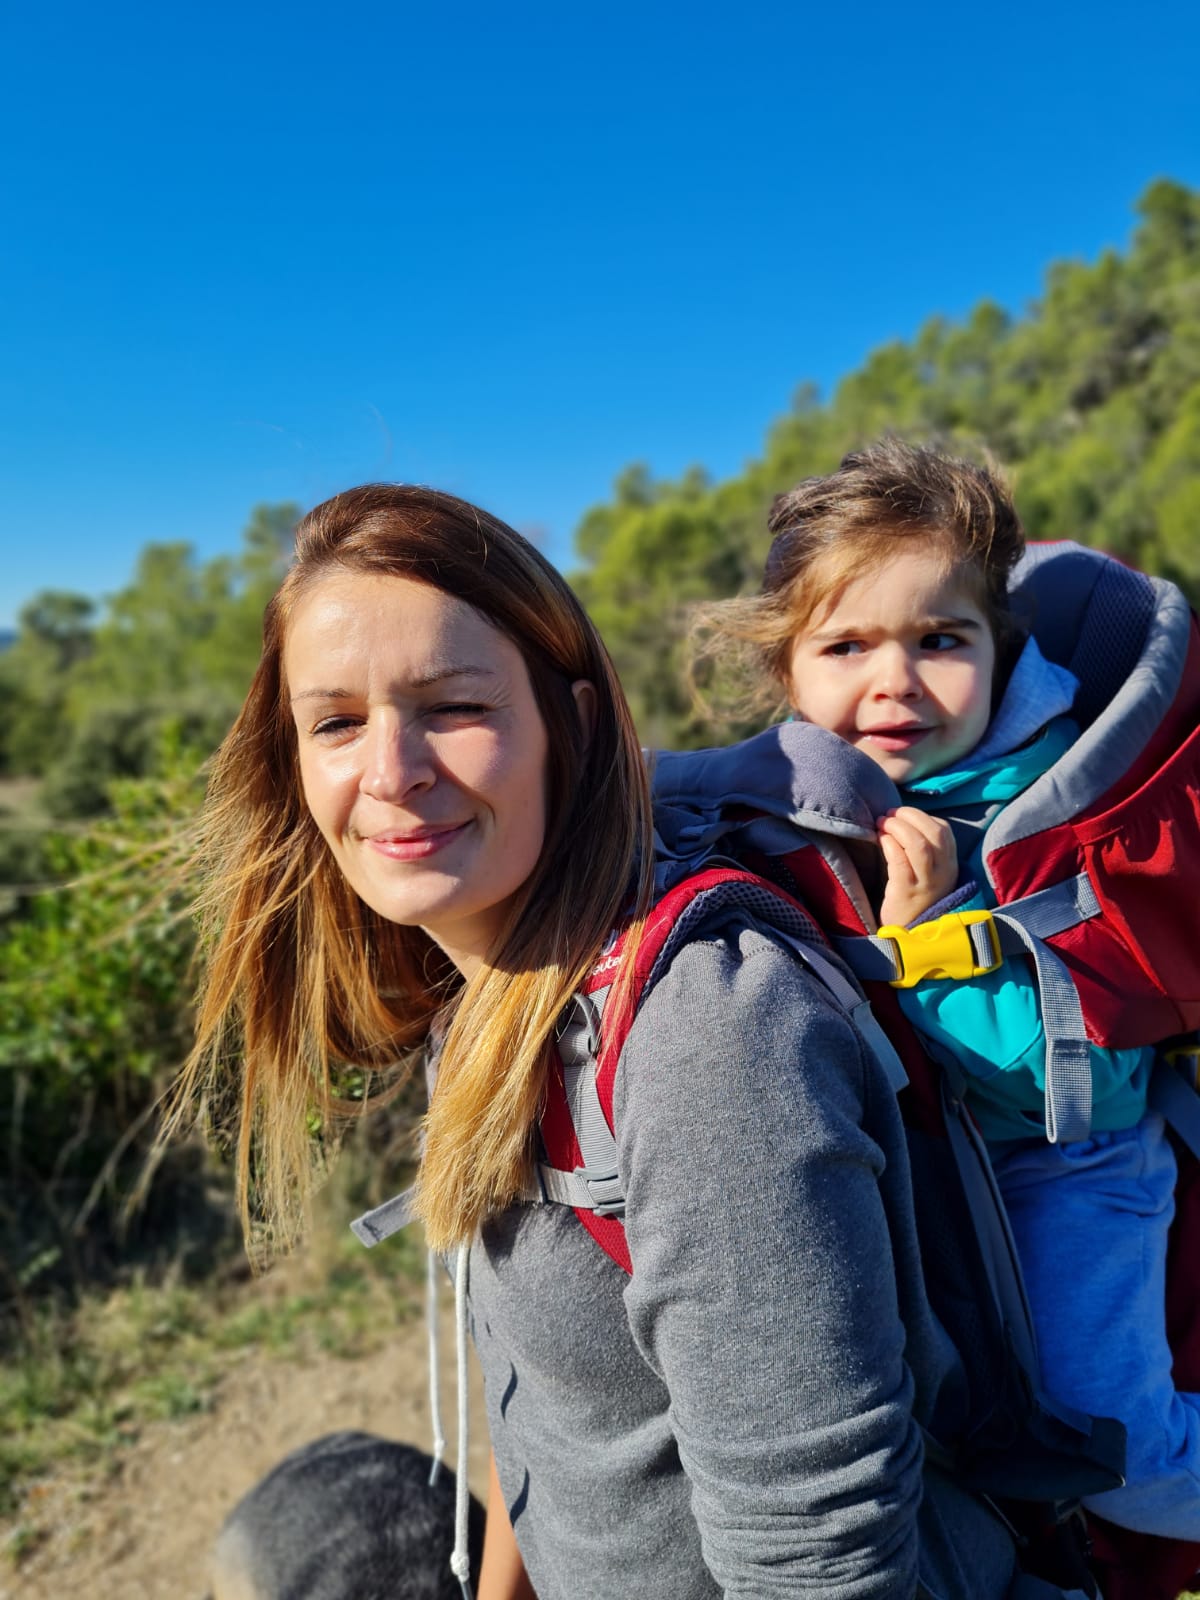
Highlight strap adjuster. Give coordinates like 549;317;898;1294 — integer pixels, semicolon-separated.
877;909;1002;988
580;1167;625;1217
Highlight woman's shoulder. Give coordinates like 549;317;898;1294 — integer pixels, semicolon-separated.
614;902;875;1131
636;896;865;1040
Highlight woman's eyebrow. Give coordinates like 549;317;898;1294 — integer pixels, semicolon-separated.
290;687;355;703
408;664;497;689
290;665;497;703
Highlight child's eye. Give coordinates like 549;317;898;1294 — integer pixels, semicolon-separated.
921;631;964;652
824;640;865;657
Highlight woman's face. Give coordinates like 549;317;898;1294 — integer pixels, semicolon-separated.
285;570;551;975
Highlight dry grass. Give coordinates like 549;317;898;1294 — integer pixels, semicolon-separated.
0;1170;424;1550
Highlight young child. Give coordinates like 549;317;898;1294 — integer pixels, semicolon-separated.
728;438;1200;1537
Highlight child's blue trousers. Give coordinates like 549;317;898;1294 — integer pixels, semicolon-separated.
992;1111;1200;1536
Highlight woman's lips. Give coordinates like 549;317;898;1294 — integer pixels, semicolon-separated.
365;821;471;860
862;727;931;753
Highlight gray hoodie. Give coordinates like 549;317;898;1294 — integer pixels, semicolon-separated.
469;908;1035;1599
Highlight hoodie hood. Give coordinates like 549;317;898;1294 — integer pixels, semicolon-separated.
651;722;900;925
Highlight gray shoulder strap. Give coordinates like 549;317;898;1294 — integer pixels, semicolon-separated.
767;928;908;1094
535;986;627;1217
351;1187;418;1247
350;1040;439;1247
837;872;1102;1143
993;873;1102;1143
539;927;914;1220
1148;1050;1200;1160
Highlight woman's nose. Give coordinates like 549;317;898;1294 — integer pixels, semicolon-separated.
873;645;923;701
359;718;435;802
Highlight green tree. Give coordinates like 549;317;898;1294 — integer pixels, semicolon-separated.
0;592;96;776
574;178;1200;748
4;503;300;816
1143;380;1200;584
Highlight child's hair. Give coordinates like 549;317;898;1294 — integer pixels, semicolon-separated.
691;437;1027;720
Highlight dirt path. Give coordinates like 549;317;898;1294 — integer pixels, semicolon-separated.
2;1308;489;1600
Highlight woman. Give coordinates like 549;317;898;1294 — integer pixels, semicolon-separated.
176;483;1057;1600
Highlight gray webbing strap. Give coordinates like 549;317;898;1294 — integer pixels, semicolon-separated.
835;918;1000;984
940;1074;1039;1381
536;986;627;1217
838;864;1107;985
991;874;1103;1144
768;929;909;1093
351;1185;418;1246
537;1163;597;1207
836;871;1101;985
833;933;898;981
1148;1056;1200;1161
994;872;1100;942
559;989;613;1169
992;912;1093;1144
535;1163;623;1214
849;1002;910;1095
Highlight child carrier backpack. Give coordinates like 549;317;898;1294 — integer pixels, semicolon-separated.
354;541;1200;1599
537;862;1124;1600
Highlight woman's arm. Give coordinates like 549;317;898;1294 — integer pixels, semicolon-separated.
477;1450;537;1600
616;922;925;1597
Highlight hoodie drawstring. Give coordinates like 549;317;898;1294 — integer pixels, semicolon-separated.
424;1240;475;1596
450;1240;474;1600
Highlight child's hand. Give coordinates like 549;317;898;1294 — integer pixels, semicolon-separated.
876;807;958;927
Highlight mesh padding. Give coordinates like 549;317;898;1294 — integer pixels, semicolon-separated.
1008;543;1156;732
648;879;830;999
1068;559;1156;729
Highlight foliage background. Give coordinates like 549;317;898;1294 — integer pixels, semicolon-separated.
3;177;1200;1314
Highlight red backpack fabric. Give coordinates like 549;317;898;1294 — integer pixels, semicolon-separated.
538;866;815;1274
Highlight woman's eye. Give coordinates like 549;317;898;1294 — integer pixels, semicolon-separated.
311;715;361;738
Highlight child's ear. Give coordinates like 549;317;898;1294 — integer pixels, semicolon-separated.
571;680;597;749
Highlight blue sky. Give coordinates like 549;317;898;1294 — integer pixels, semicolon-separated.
2;1;1198;629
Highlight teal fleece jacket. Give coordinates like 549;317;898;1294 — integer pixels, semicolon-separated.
896;644;1153;1143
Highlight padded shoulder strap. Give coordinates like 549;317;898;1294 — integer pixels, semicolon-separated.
537;989;625;1217
767;927;908;1094
536;869;908;1272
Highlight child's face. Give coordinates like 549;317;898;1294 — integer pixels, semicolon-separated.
786;544;996;784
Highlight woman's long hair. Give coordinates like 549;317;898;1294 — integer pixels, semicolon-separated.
167;485;653;1252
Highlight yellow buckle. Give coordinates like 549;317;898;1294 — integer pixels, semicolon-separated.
878;909;1002;988
1165;1043;1200;1090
